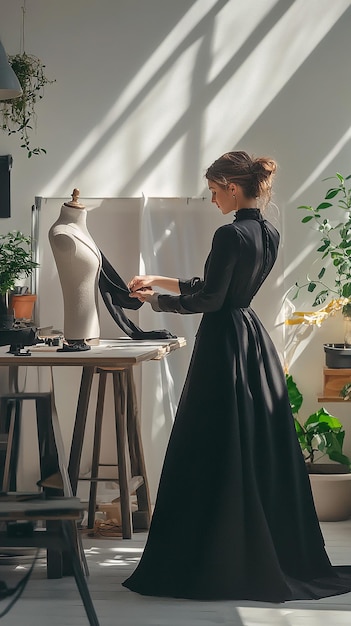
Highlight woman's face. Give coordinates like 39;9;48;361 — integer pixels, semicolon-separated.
208;181;235;214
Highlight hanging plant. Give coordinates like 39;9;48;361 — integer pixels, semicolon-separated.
0;2;55;157
0;51;55;157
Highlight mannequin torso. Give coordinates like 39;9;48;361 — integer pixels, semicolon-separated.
49;201;101;345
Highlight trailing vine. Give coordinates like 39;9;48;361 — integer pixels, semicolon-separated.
0;52;55;157
0;2;55;157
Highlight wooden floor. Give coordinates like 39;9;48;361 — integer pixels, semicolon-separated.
0;521;351;626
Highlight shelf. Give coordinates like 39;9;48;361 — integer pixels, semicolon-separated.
318;396;349;402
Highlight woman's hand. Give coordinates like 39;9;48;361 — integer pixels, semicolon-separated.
129;287;155;303
128;274;180;294
128;275;156;292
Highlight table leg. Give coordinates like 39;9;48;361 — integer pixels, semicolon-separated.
126;368;151;528
113;370;132;539
68;366;95;495
87;370;108;529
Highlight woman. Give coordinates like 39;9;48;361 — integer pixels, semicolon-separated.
122;151;351;602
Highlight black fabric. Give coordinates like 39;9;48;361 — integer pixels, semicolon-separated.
123;209;351;602
98;252;176;339
57;342;91;352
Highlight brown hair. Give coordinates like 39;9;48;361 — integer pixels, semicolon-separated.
205;151;277;205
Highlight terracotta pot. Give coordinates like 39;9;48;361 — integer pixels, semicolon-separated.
309;473;351;521
10;293;37;321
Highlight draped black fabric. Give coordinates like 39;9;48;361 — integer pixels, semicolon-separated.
123;209;351;602
98;252;176;339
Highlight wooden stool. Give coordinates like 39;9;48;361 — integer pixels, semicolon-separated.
0;391;86;579
0;396;21;492
0;392;71;497
78;368;151;539
0;496;99;626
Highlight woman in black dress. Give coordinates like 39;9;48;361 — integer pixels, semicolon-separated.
123;151;351;602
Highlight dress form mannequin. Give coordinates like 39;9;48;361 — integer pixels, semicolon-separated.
48;189;101;350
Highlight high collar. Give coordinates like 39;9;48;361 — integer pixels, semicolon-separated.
234;208;262;221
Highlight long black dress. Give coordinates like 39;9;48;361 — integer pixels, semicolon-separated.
123;208;351;602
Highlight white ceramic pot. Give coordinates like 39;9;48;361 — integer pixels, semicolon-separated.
309;473;351;522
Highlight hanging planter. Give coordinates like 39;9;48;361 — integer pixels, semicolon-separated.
0;51;55;157
0;2;55;157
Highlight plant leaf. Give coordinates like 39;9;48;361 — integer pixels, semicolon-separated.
325;189;340;199
286;375;303;414
313;290;329;306
316;202;333;210
342;283;351;298
317;243;329;252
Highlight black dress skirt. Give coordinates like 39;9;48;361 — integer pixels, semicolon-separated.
122;208;351;602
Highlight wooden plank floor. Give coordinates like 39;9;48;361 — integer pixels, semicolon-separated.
0;521;351;626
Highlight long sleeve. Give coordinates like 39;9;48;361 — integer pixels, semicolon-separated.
179;277;204;294
155;225;239;314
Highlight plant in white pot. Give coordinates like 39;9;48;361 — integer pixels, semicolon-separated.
286;374;351;521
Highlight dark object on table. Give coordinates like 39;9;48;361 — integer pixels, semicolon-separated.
0;326;38;354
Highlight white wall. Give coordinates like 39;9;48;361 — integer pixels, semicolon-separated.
1;0;351;489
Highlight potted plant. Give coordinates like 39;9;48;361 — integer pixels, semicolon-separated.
0;231;39;326
287;373;351;521
290;173;351;355
293;172;351;308
0;51;55;157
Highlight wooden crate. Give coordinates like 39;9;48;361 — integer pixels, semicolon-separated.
318;367;351;402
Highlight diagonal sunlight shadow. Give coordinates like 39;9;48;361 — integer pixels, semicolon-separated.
117;0;293;195
41;0;229;196
41;0;350;199
84;0;287;196
79;0;291;196
41;0;287;196
95;0;351;197
288;126;351;204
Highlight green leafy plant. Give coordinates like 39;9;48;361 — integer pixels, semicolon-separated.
0;52;55;157
292;173;351;317
0;231;39;297
286;373;351;468
340;382;351;401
